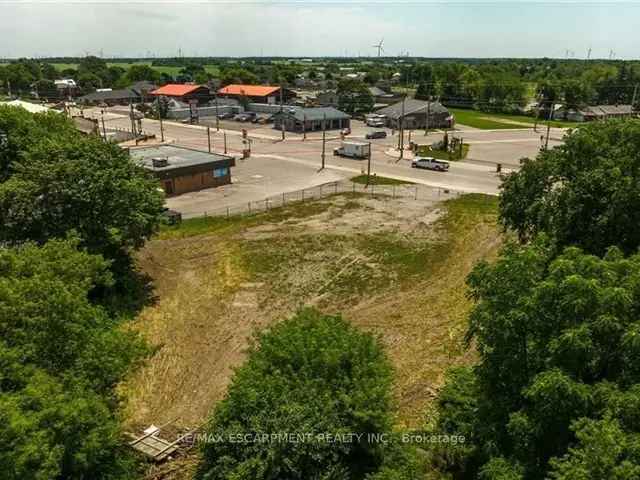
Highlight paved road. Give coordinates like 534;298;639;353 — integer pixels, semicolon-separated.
85;109;569;215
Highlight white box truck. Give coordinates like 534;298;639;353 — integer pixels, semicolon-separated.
333;141;371;160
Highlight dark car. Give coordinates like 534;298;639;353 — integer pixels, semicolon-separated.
218;112;234;119
366;131;387;139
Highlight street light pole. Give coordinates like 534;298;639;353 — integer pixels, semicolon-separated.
321;113;326;170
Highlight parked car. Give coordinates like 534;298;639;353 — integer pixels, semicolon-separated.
218;112;234;119
411;157;450;172
366;131;387;139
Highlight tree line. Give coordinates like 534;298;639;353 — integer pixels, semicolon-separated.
0;105;164;478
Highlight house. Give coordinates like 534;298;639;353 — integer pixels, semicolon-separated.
77;88;141;106
150;84;212;105
54;78;79;98
130;145;235;196
376;99;453;129
272;107;350;132
217;84;296;105
559;104;635;122
368;86;404;106
316;90;339;107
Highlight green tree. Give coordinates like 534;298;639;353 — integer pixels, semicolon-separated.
500;119;640;255
0;105;164;265
435;241;640;479
125;64;160;83
0;239;144;479
197;309;394;480
337;78;374;114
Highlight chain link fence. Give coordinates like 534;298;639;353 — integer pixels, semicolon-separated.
185;180;463;220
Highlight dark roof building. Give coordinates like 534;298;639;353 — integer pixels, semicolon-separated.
273;106;351;132
77;88;140;106
130;145;235;196
376;99;453;129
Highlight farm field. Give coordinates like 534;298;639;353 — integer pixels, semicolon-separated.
38;62;221;77
450;107;581;129
121;190;501;478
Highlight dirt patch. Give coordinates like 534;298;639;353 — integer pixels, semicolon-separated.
122;193;501;443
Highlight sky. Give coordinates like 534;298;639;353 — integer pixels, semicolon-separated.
1;0;639;59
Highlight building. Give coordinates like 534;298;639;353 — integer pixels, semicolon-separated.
130;145;235;196
77;88;141;106
217;84;296;104
558;104;635;122
272;107;351;132
368;86;404;106
150;84;212;105
376;99;453;129
316;90;339;107
1;99;53;114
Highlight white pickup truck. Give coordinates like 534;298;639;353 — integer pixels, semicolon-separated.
411;157;450;172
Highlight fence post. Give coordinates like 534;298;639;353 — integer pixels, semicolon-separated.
282;192;285;206
334;182;338;194
248;201;251;213
302;189;305;202
415;185;418;200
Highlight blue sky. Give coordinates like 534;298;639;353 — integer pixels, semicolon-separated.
1;1;638;59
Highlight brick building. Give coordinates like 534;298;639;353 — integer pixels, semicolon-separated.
130;145;235;196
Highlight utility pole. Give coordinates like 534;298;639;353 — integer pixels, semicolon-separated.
280;85;285;141
129;101;136;137
366;142;372;186
399;97;405;160
303;113;307;140
214;92;220;131
424;97;431;135
157;98;165;142
223;131;227;154
101;115;107;141
207;126;212;153
544;123;551;151
321;113;326;170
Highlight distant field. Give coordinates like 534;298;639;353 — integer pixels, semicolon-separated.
44;62;220;77
450;107;580;129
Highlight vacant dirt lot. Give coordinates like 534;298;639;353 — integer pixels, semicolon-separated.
121;191;501;451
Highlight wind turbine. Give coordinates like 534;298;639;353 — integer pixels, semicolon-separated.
372;39;385;58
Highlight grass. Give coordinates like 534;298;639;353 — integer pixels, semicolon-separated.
417;144;470;161
449;107;581;130
126;192;502;436
44;62;220;78
350;175;414;185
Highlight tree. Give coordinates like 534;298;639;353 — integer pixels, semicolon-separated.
337;78;374;114
125;64;160;83
435;241;640;479
500;119;640;256
0;239;144;479
197;308;394;480
0;105;164;266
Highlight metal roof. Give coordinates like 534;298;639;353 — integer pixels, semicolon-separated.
275;106;350;122
78;89;139;103
151;84;206;97
376;99;449;119
130;145;233;172
218;84;280;97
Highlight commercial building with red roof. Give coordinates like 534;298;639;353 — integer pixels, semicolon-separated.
217;84;296;104
150;84;212;104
